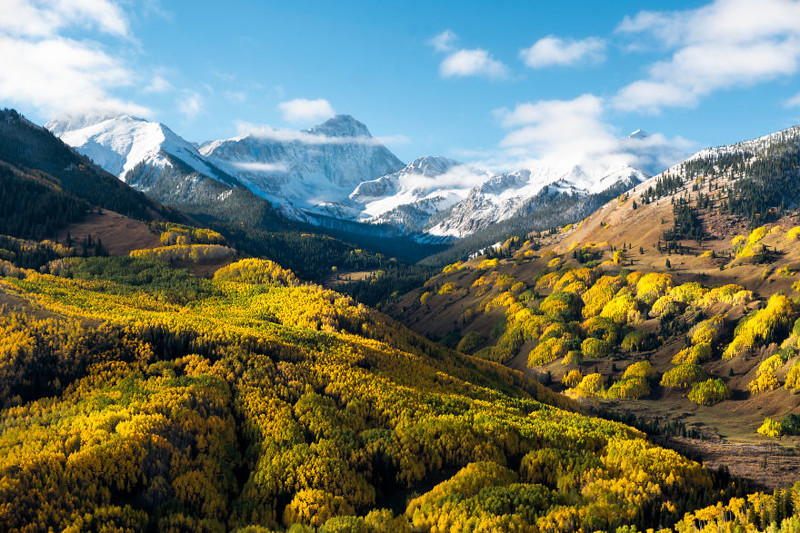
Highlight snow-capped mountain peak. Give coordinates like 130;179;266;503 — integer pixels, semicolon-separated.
47;114;232;187
51;111;650;241
403;156;462;176
308;114;372;138
199;116;405;206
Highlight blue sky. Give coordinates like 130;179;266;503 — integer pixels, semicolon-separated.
3;0;800;173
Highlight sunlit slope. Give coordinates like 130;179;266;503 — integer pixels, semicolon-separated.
0;256;733;531
391;127;800;449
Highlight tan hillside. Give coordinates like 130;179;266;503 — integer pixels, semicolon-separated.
389;143;800;489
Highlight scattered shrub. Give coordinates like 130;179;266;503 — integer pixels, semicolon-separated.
528;337;569;367
749;353;786;393
214;258;299;287
688;379;731;406
724;294;795;359
582;316;621;345
438;282;457;295
562;369;583;388
636;272;674;306
561;350;583;366
757;417;782;438
606;377;650;400
672;342;713;365
600;291;641;325
660;364;709;388
540;291;582;322
689;316;725;346
581;337;611;358
623;361;657;381
620;330;658;352
785;359;800;391
573;373;604;397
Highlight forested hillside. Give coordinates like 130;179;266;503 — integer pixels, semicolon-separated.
2;114;800;531
389;128;800;497
0;253;757;531
0;110;178;223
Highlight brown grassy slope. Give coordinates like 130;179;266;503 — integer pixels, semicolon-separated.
55;210;162;256
556;172;800;294
387;172;800;461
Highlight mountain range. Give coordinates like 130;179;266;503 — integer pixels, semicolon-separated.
3;104;800;531
49;113;651;240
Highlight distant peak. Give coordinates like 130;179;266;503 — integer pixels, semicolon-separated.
629;129;648;139
406;156;462;176
309;114;371;138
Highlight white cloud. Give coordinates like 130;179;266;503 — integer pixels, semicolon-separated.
402;164;489;191
0;0;148;118
787;92;800;106
144;74;172;93
496;94;617;163
440;49;509;79
430;30;510;79
234;121;408;147
278;98;335;124
178;90;203;120
224;90;247;103
520;36;606;68
0;35;149;117
430;29;457;52
614;0;800;113
232;161;288;173
616;10;688;47
493;94;691;174
0;0;130;39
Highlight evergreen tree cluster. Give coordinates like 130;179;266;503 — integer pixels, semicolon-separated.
0;166;88;240
675;128;800;225
663;200;705;244
640;173;684;204
0;109;180;224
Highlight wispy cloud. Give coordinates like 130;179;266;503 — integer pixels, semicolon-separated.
232;161;288;173
493;94;691;174
224;90;247;103
234;121;408;147
430;30;509;79
178;90;203;120
398;164;489;192
785;92;800;107
0;0;131;39
144;74;172;94
0;0;148;118
430;30;457;52
440;49;509;79
520;36;606;68
614;0;800;113
278;98;335;124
